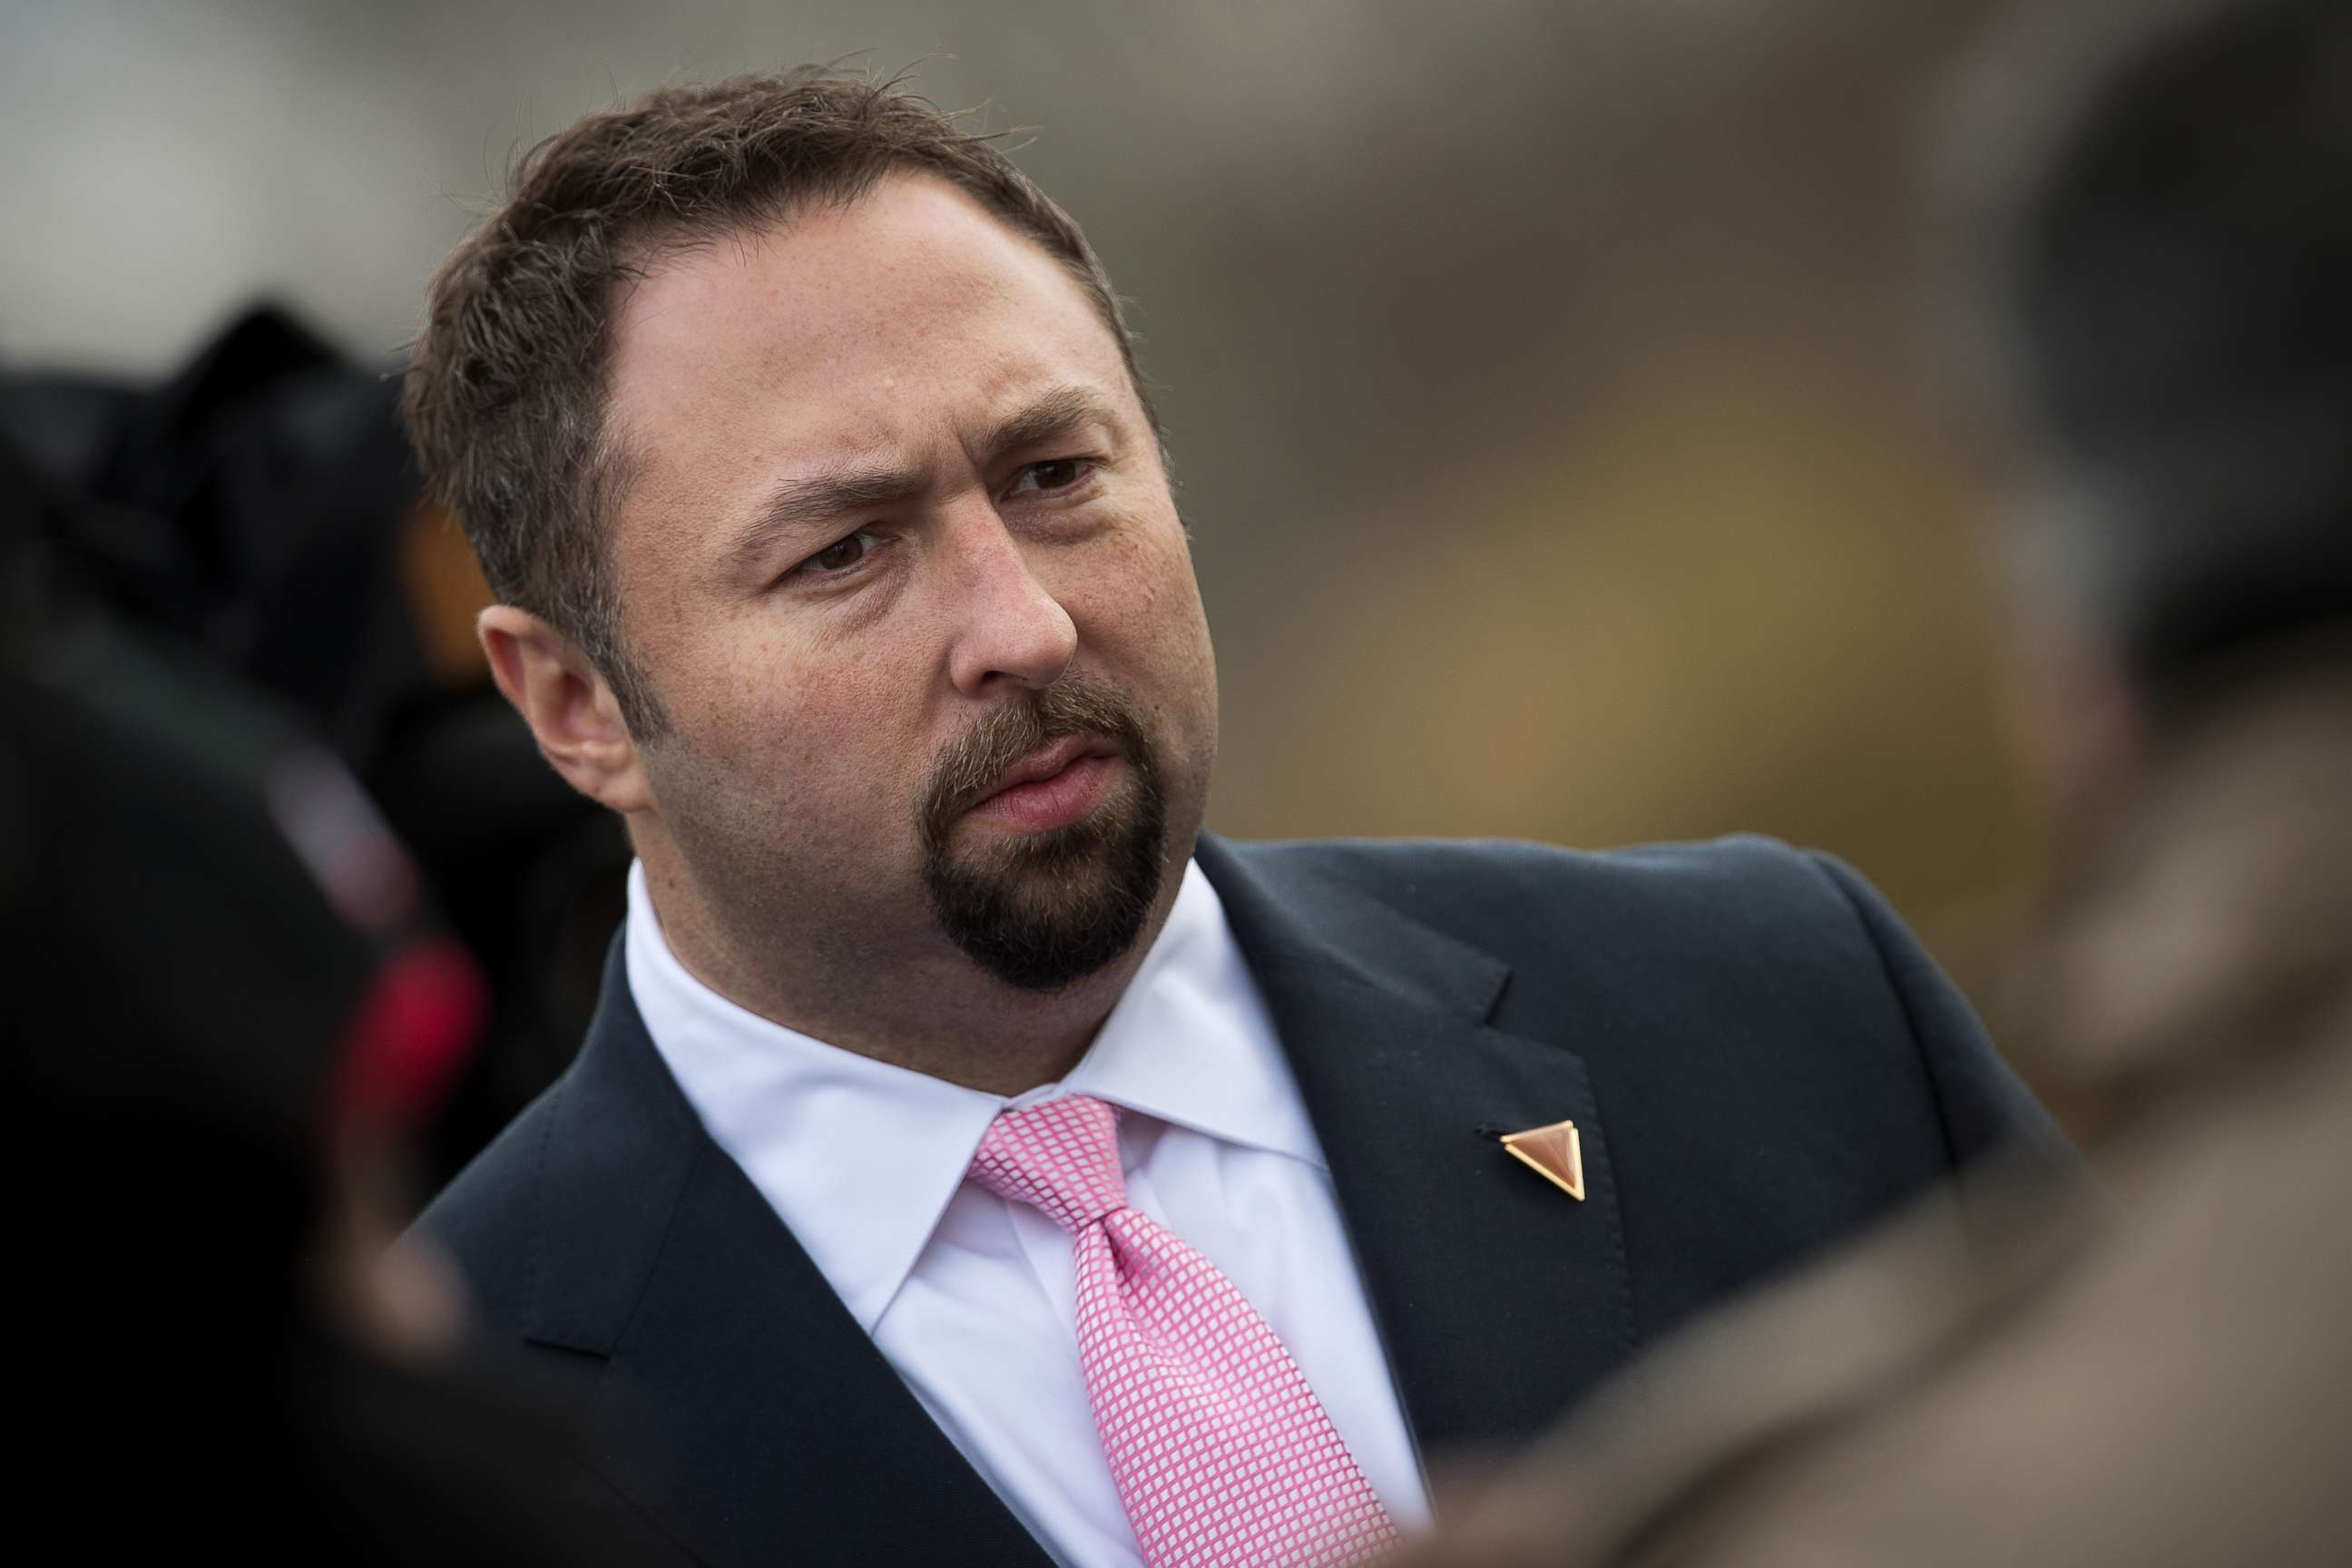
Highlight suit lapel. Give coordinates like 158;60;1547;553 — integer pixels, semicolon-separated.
1196;836;1640;1466
519;945;1051;1567
518;838;1640;1555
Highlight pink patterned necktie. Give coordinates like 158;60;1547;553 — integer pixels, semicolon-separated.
968;1094;1396;1568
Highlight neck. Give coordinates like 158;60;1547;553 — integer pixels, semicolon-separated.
631;834;1184;1096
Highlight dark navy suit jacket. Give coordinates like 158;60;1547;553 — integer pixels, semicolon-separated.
419;833;2070;1565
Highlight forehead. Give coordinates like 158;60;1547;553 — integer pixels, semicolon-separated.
603;173;1135;540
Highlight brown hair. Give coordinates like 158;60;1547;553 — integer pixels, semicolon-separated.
400;67;1145;738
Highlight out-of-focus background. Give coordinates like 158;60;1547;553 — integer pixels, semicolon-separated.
1;0;2058;1143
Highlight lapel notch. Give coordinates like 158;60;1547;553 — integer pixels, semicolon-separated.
1196;837;1640;1467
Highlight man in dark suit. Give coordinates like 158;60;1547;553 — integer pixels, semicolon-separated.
403;70;2067;1566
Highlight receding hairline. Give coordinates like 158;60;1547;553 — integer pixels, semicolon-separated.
603;167;1126;334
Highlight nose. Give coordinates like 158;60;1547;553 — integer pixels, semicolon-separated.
942;502;1079;698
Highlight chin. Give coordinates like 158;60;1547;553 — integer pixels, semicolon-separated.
926;782;1169;994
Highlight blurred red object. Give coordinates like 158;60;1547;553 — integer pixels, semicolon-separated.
328;935;490;1140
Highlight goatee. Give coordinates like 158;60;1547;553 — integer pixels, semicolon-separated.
917;678;1170;992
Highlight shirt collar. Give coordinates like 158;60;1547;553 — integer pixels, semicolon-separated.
625;857;1323;1333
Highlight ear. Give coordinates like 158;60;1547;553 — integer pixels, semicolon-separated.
478;604;654;815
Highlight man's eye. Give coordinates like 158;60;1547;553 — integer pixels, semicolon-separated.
800;529;879;576
1005;458;1091;497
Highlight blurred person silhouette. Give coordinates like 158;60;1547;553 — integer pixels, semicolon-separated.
0;304;634;1191
1;441;677;1563
1393;0;2352;1563
400;68;2071;1568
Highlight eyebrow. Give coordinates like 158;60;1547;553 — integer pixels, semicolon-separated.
718;384;1124;581
975;384;1122;469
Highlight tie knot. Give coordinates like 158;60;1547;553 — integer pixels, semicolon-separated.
968;1094;1129;1234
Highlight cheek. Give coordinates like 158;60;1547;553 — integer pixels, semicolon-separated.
1060;511;1197;635
664;616;936;810
1062;523;1218;727
1130;531;1213;667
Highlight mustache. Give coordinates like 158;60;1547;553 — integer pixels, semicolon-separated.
920;677;1150;827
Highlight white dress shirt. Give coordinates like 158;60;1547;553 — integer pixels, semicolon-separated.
625;858;1432;1566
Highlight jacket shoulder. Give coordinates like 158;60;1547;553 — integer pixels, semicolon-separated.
1227;833;1854;955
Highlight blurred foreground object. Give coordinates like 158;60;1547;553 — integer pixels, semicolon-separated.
1397;0;2352;1563
0;442;671;1561
0;304;631;1191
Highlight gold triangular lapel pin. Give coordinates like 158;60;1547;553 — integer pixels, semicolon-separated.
1500;1118;1585;1200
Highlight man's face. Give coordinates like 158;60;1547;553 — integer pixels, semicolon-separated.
600;173;1218;993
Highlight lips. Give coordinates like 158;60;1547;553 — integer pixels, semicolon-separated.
964;735;1121;831
972;735;1112;805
